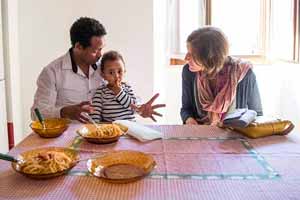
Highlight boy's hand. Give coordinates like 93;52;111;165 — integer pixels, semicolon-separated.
131;93;165;122
108;80;122;95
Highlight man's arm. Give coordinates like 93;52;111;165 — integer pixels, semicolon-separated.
31;67;62;120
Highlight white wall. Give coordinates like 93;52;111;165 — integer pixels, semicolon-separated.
2;0;23;144
0;1;9;153
254;63;300;134
17;0;155;135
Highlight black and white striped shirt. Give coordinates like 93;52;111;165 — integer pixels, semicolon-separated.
90;82;137;122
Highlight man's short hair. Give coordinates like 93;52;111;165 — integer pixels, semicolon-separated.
70;17;107;48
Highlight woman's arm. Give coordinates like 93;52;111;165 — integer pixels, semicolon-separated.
247;70;263;116
236;68;263;116
180;64;198;123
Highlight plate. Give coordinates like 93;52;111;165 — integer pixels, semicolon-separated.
11;147;79;179
76;123;127;144
87;150;156;183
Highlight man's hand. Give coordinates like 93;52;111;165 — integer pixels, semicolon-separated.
60;101;93;123
185;117;198;125
131;93;166;122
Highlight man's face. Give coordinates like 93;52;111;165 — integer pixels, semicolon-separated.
80;36;105;65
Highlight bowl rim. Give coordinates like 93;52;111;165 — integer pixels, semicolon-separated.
11;146;79;178
87;150;156;182
76;123;127;140
76;130;125;140
30;118;71;130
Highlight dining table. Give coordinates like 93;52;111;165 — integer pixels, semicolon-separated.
0;123;300;200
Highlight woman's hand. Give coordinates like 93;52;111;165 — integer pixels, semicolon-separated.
185;117;198;125
209;112;221;126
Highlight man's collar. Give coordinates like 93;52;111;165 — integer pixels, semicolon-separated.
68;48;97;73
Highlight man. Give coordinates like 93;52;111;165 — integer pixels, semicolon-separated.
31;17;165;122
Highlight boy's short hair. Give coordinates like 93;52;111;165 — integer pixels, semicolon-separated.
100;51;125;72
70;17;106;48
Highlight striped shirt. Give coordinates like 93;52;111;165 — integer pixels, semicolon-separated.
90;82;137;122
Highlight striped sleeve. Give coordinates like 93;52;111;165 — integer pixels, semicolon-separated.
115;83;137;109
90;88;103;123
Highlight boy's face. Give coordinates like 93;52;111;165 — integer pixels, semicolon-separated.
101;59;125;86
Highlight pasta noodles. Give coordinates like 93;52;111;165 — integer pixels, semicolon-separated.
88;124;123;138
20;151;73;174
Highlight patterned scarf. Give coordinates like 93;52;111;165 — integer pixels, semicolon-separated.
195;57;252;124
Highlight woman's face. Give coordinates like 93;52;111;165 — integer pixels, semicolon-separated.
185;43;205;72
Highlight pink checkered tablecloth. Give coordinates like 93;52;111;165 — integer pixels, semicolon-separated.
0;124;300;200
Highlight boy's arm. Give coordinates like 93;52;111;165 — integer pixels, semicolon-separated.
115;83;137;109
90;89;103;123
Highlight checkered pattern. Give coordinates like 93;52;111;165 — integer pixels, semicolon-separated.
0;125;299;200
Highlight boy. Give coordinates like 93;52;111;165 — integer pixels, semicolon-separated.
90;51;137;122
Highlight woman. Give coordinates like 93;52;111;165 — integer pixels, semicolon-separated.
181;27;263;125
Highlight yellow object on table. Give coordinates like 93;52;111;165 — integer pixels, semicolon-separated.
233;119;294;139
30;118;70;138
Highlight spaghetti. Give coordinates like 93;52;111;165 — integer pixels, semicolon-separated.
88;124;123;138
20;151;73;174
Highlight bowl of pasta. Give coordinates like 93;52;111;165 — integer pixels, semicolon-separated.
76;123;127;144
11;147;79;179
87;150;156;183
30;118;70;138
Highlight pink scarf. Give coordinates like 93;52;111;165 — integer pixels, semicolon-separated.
196;57;252;124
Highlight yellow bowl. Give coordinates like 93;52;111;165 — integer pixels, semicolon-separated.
30;118;70;138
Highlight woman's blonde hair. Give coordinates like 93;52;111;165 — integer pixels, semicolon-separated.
187;26;229;76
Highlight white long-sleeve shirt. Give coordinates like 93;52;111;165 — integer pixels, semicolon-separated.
90;83;137;122
31;49;104;120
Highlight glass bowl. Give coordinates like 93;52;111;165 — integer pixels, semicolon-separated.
30;118;70;138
